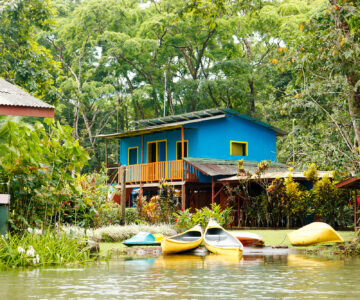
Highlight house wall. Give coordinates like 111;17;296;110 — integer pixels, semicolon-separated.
119;114;277;165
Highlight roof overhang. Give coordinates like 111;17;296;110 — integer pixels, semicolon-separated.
336;177;360;189
0;105;54;118
219;171;333;182
97;114;226;139
0;78;54;118
183;158;289;177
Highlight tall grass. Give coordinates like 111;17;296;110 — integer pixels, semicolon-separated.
0;231;92;268
62;224;176;242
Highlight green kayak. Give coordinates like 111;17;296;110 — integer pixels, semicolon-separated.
123;232;160;246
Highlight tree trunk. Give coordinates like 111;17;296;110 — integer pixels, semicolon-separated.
249;79;255;113
346;73;360;151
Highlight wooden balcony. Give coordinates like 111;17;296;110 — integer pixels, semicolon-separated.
125;160;199;184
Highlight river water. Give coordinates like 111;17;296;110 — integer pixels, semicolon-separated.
0;254;359;299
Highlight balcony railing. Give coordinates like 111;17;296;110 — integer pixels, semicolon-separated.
125;160;199;184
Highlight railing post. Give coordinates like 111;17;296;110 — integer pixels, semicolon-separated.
120;165;126;225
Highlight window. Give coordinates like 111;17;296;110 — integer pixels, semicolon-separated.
128;147;138;165
176;140;188;160
230;141;248;156
147;140;167;163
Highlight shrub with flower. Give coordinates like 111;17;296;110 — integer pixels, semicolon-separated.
173;203;233;232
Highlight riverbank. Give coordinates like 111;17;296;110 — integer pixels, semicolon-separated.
98;229;358;258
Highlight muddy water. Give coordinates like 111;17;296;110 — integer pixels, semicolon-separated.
0;254;359;299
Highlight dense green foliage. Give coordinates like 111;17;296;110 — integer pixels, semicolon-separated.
0;118;90;230
1;0;359;173
0;0;60;102
227;161;352;228
1;1;359;235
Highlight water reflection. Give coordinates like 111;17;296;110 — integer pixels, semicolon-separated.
286;254;345;268
0;254;359;299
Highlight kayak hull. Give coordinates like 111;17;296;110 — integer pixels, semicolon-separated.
123;232;160;246
204;219;243;256
233;232;264;247
287;222;344;246
162;225;203;254
205;243;242;256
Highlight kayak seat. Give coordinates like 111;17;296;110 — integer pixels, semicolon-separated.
171;231;202;242
206;228;241;248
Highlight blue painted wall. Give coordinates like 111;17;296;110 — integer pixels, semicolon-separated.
119;114;277;165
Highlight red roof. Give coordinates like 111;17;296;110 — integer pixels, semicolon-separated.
0;78;54;118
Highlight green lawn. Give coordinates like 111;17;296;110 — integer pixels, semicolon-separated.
99;242;127;257
230;229;356;248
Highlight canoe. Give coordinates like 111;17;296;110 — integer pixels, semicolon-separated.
287;222;344;246
232;232;264;247
123;232;160;246
161;225;203;254
204;219;243;256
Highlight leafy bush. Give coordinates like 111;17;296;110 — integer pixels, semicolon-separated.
125;208;140;224
136;181;179;224
93;201;122;227
0;231;92;268
0;119;89;231
173;203;233;232
227;162;352;228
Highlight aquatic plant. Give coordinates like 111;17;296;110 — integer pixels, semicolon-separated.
0;231;92;268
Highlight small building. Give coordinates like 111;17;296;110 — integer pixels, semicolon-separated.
336;177;360;232
0;78;54;118
100;108;289;224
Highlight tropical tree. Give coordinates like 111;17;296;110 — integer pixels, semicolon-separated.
0;0;60;103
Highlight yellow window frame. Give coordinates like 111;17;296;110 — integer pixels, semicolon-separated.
230;141;248;156
147;139;167;162
128;146;139;165
176;140;189;160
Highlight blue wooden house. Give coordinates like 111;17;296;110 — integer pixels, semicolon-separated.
101;108;287;214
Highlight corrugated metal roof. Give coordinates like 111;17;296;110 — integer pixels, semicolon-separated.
135;108;287;136
97;108;287;138
96;114;226;139
220;171;333;181
183;158;289;177
0;78;54;109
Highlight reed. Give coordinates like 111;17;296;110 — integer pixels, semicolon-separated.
0;231;93;269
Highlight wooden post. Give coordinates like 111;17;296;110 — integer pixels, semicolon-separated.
181;183;186;211
141;134;144;164
181;127;184;158
120;165;126;225
105;138;108;167
355;189;358;232
211;176;214;205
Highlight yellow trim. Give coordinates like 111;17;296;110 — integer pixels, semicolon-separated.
176;140;189;159
128;146;139;165
147;139;167;162
230;141;248;156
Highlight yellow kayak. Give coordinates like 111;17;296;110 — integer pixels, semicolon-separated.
204;219;243;256
287;222;344;246
161;225;203;254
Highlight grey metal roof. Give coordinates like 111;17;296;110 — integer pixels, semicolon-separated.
134;108;287;136
220;171;332;181
98;108;287;139
184;158;289;177
0;78;54;109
